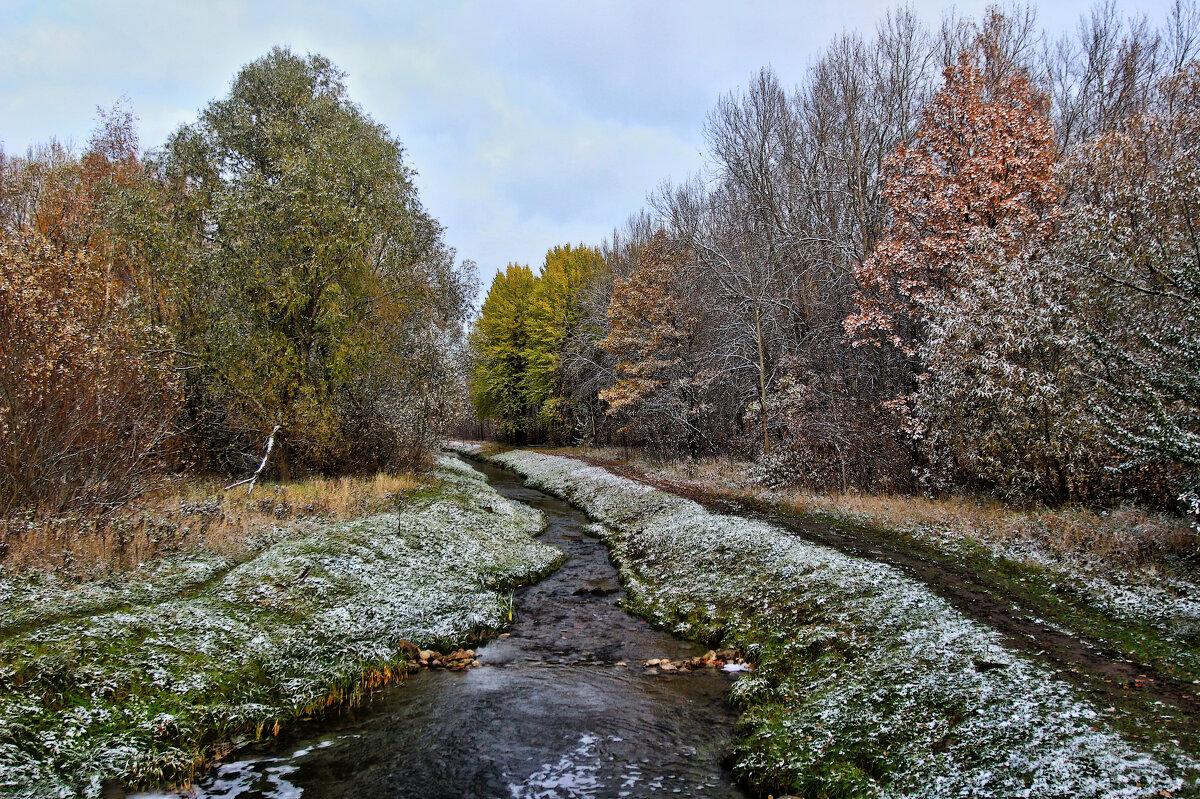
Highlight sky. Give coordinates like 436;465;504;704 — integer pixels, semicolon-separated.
0;0;1183;296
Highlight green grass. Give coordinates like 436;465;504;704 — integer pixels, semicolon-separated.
0;456;563;798
778;505;1200;757
471;445;1197;799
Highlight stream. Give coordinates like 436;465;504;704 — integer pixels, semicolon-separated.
133;457;749;798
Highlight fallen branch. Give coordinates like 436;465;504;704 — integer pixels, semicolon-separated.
225;425;282;494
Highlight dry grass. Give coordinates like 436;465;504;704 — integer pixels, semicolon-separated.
542;445;755;489
541;444;1196;572
787;490;1196;569
0;471;423;577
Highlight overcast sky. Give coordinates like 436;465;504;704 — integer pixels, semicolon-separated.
0;0;1182;294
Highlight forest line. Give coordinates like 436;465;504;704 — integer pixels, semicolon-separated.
3;2;1200;546
0;47;474;537
469;1;1200;519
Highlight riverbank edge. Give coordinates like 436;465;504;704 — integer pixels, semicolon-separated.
482;443;1200;752
542;448;1200;682
455;443;1196;799
0;457;564;799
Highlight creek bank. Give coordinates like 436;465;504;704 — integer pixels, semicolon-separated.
555;448;1200;683
542;446;1200;753
150;453;748;798
0;457;561;799
457;444;1198;799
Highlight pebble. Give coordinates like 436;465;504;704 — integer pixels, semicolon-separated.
409;647;482;671
640;650;753;674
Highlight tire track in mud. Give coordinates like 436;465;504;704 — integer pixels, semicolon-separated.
562;454;1200;744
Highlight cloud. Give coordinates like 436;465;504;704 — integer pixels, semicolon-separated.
1;0;1186;294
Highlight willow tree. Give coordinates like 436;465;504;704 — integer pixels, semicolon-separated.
158;48;463;476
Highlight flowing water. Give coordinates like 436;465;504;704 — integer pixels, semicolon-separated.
131;457;748;798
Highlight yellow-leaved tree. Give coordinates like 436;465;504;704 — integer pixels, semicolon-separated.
523;244;607;438
470;264;537;441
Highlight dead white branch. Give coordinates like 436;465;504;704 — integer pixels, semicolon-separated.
225;425;282;494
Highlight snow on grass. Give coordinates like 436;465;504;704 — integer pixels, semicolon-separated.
0;554;237;638
0;456;561;799
479;447;1194;799
873;514;1200;646
547;443;1200;648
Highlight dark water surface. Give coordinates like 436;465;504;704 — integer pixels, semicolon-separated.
135;457;748;799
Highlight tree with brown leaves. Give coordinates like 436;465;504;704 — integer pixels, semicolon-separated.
845;48;1060;358
600;232;715;453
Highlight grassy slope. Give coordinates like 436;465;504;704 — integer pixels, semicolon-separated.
473;446;1198;799
781;503;1200;746
530;444;1200;761
0;457;562;798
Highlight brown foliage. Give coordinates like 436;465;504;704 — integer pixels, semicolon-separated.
599;232;717;452
601;232;694;411
0;227;181;519
0;105;187;527
845;49;1060;356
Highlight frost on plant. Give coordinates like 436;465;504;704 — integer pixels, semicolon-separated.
0;457;559;799
483;448;1189;799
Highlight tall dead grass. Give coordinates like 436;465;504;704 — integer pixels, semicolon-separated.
0;472;421;576
549;445;1196;572
788;490;1196;569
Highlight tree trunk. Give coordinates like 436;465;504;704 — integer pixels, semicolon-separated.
754;302;771;457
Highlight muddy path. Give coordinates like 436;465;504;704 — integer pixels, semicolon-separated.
560;453;1200;744
135;458;750;799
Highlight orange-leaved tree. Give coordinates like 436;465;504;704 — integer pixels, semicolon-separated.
0;104;183;520
0;228;181;518
599;231;713;452
844;47;1060;359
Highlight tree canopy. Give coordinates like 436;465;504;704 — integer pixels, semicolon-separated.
470;245;607;442
157;47;471;475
